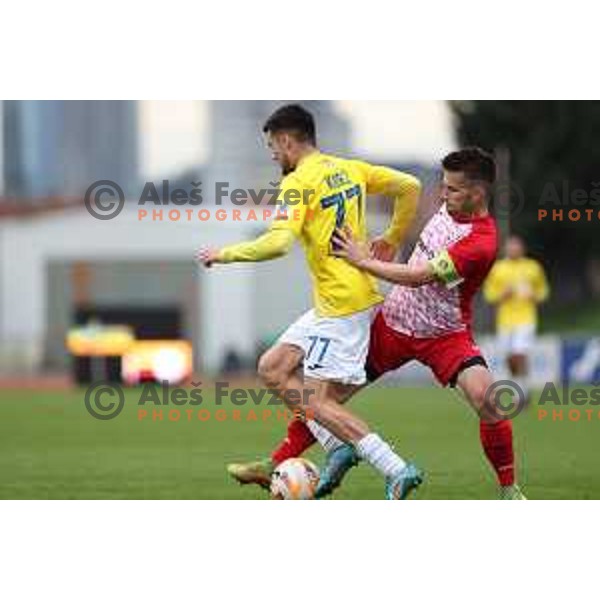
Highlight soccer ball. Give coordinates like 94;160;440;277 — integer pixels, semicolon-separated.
270;458;320;500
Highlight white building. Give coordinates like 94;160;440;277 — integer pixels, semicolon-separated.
0;203;312;374
0;100;357;375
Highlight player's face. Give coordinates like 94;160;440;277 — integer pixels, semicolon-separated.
441;171;485;215
506;236;525;259
265;131;295;176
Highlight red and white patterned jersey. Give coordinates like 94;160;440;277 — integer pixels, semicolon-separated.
382;203;498;338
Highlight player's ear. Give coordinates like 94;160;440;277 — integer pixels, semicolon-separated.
280;132;293;151
472;182;486;203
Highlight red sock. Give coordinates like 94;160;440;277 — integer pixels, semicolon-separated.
271;419;316;465
480;420;515;486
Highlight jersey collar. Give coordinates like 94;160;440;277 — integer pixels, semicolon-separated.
448;207;491;223
296;150;322;169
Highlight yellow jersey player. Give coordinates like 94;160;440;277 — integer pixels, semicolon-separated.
196;104;424;499
483;235;549;401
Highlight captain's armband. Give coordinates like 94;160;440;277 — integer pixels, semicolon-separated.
428;250;464;289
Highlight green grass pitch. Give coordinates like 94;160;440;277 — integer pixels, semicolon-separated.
0;384;598;499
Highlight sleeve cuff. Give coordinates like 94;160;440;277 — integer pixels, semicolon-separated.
218;248;232;263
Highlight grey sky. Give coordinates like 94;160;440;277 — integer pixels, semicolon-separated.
141;101;455;177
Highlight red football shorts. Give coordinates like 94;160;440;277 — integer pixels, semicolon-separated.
366;310;487;387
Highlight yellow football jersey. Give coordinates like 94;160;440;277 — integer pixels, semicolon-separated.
219;151;421;317
483;257;549;331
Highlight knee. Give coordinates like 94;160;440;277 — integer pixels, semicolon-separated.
479;385;510;423
468;382;495;419
471;383;488;407
257;350;286;389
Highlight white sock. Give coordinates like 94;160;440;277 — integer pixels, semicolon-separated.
356;433;406;479
306;420;345;453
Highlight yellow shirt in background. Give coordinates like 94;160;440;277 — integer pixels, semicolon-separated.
219;151;421;317
483;257;549;331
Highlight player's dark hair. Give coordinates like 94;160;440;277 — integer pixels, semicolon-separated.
442;147;496;185
263;104;317;145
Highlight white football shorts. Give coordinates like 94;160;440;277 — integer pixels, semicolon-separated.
278;307;376;385
499;323;536;355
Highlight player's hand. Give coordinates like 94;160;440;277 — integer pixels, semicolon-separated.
195;246;221;268
369;236;397;262
518;289;536;302
515;282;534;301
332;226;371;266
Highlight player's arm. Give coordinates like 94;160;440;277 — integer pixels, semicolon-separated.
532;261;550;303
332;227;435;287
355;161;421;257
334;225;490;290
197;228;295;266
355;257;434;287
196;175;307;267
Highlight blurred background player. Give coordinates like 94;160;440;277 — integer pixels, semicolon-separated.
484;235;549;401
197;104;425;499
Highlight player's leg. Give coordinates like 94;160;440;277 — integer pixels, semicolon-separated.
227;342;315;488
508;352;528;402
256;331;357;460
294;376;422;499
228;309;355;490
313;309;415;497
294;310;423;499
229;358;365;495
290;308;419;499
256;309;379;479
309;382;364;498
257;342;318;462
228;344;357;487
266;348;416;496
506;325;535;403
418;331;525;499
281;307;383;467
507;353;526;378
263;309;396;498
239;379;362;498
231;308;422;499
455;364;525;499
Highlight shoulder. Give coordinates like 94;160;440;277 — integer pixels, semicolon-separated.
463;216;498;254
280;171;306;191
473;213;497;235
488;258;507;273
477;216;498;251
297;152;363;190
291;153;334;188
525;257;546;274
525;257;544;268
